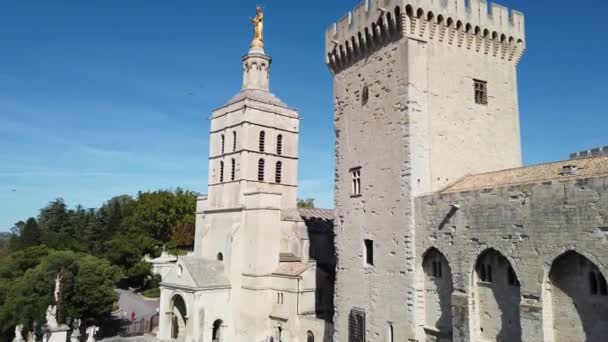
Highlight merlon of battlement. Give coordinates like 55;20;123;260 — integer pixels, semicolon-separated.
325;0;525;68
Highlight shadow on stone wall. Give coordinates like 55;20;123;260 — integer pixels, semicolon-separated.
550;251;608;342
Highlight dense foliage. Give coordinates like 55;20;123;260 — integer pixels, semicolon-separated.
0;188;197;339
297;198;316;209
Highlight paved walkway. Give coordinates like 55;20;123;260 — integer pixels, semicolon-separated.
115;289;159;320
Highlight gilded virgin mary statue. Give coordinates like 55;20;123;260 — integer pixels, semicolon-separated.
250;5;264;49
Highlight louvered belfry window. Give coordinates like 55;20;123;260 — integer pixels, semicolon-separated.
258;158;265;181
259;131;266;152
349;308;365;342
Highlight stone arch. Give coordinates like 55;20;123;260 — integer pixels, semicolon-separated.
472;248;521;342
170;293;188;341
545;250;608;342
306;330;314;342
422;247;454;340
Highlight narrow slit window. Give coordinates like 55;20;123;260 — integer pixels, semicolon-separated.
219;161;224;183
277;134;283;155
259;131;266;152
221;134;225;154
590;272;599;295
351;168;362;196
349;309;366;342
258;159;265;181
275;161;282;184
232;131;237;152
231;158;236;181
364;239;374;266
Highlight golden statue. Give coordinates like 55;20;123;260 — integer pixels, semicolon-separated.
250;5;264;49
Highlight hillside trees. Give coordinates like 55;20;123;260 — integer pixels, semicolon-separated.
0;188;198;338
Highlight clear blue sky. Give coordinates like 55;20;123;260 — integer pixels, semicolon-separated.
1;0;607;231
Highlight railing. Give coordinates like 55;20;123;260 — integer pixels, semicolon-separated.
116;314;159;337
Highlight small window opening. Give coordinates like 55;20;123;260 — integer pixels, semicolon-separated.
351;168;362;196
349;308;366;342
486;264;493;282
217;252;223;261
388;323;394;342
232;131;237;152
508;266;520;286
277;134;283;155
220;134;225;154
364;239;374;266
275;161;282;184
362;85;369;105
432;260;442;278
590;272;599;295
219;161;224;183
479;263;492;282
231;159;236;181
474;79;488;105
258;159;265;181
259;131;266;152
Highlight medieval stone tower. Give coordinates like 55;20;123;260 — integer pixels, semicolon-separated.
325;0;526;341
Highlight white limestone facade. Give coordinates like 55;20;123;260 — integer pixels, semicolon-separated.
157;41;334;342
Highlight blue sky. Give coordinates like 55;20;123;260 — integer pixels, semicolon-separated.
1;0;607;231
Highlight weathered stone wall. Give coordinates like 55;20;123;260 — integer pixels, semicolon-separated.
332;35;416;341
415;176;608;342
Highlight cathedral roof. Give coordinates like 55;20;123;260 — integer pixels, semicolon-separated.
281;208;334;233
178;257;229;289
225;89;288;108
442;155;608;193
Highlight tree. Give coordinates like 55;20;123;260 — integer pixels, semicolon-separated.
297;198;316;209
0;250;121;337
171;222;196;249
8;218;41;251
123;189;196;242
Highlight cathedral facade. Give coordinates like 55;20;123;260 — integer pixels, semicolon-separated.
157;23;334;342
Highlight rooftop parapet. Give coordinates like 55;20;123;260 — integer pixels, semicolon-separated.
325;0;526;70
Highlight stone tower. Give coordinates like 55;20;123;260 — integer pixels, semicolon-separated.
325;0;526;341
195;36;300;280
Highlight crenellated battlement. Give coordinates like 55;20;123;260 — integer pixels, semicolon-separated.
326;0;526;71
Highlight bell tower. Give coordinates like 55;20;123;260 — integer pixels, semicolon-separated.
195;13;300;263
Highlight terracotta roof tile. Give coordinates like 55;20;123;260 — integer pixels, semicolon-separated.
443;155;608;193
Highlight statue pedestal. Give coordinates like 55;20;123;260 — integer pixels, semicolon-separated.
45;325;70;342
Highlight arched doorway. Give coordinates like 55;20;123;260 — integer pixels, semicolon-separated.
473;249;521;342
548;251;608;342
422;247;454;340
212;319;223;342
170;294;188;341
306;330;314;342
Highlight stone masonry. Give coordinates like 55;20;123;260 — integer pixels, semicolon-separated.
326;0;608;341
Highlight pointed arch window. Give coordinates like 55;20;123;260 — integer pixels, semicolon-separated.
275;161;282;184
258;159;265;181
231;158;236;181
277;134;283;155
219;161;224;183
259;131;266;152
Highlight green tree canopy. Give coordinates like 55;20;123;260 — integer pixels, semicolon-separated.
297;198;316;209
